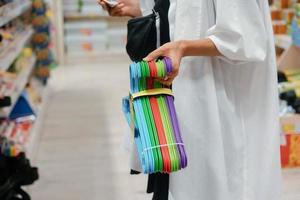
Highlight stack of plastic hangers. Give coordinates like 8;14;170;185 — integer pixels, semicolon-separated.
123;57;187;174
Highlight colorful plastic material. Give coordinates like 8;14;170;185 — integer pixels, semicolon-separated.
122;57;187;174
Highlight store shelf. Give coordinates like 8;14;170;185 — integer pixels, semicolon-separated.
0;28;34;71
66;49;127;62
0;55;36;117
25;85;49;160
64;13;129;23
64;13;109;20
275;35;292;50
0;0;32;27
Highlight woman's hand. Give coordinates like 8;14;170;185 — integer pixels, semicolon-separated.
144;38;221;86
144;41;185;86
97;0;110;12
97;0;142;18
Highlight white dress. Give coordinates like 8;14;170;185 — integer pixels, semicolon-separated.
170;0;281;200
138;0;282;199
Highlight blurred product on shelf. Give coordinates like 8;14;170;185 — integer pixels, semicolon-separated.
35;65;50;78
278;69;300;114
0;47;35;110
271;1;294;34
1;1;53;198
277;51;300;168
271;0;300;49
291;3;300;47
280;115;300;167
273;21;289;34
0;48;45;157
0;20;34;72
32;32;49;48
0;0;32;27
0;73;16;102
31;0;55;84
0;117;34;157
272;1;300;168
0;0;57;197
32;0;46;15
10;48;34;74
32;15;50;34
0;97;11;108
77;0;84;13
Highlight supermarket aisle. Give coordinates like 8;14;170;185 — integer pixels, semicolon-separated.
27;57;300;200
29;58;151;200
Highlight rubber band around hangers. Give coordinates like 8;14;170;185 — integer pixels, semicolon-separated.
142;143;185;154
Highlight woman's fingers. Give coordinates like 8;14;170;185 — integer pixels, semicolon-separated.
144;41;182;85
155;77;174;86
97;0;110;11
112;3;125;10
109;3;125;16
97;0;124;16
99;0;141;18
144;48;165;61
154;71;177;86
110;8;121;16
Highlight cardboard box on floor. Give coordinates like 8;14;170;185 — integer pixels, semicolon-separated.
279;45;300;168
278;45;300;70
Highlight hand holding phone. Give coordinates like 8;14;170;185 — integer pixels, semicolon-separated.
103;0;118;7
97;0;142;18
97;0;118;10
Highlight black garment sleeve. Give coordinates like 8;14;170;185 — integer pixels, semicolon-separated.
147;173;169;200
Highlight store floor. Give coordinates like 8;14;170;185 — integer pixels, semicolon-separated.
29;58;300;200
29;58;151;200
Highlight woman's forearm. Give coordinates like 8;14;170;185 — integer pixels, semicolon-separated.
179;38;222;57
